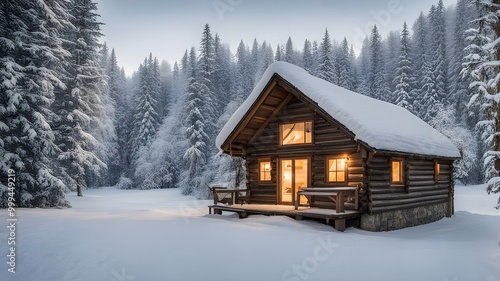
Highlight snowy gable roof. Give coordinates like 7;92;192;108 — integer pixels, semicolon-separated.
216;62;461;159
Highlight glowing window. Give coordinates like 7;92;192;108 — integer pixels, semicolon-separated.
280;122;312;145
260;161;271;181
435;161;440;183
327;158;347;183
391;159;404;184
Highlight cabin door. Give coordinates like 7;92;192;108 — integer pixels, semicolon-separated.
279;158;309;205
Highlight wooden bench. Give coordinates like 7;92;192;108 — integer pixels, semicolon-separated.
210;187;250;205
295;187;358;213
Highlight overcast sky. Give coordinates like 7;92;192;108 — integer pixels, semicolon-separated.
95;0;456;76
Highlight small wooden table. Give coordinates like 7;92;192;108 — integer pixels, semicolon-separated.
295;187;358;213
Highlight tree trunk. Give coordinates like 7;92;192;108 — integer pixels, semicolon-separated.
77;184;83;197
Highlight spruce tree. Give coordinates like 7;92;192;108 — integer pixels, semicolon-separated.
54;0;109;196
318;29;337;84
392;22;413;111
130;54;161;165
337;37;354;90
428;1;447;104
183;47;209;194
462;0;500;208
285;36;295;64
303;39;314;74
0;0;70;207
369;25;389;100
198;24;217;140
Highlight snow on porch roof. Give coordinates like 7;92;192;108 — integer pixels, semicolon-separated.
216;62;461;159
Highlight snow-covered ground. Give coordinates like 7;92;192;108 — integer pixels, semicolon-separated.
1;185;499;281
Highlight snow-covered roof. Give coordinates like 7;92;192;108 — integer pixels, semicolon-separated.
216;62;461;159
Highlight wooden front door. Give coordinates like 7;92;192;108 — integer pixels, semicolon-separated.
279;158;309;205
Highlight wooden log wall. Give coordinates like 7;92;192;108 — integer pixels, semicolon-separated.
367;155;452;214
245;97;366;205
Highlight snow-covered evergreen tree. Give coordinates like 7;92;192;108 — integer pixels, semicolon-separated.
53;0;108;196
129;54;161;169
182;47;209;195
429;1;448;104
448;0;478;123
0;0;70;207
197;24;217;141
462;0;500;208
107;48;132;181
369;25;389;100
410;12;429;118
392;22;413;111
303;39;315;74
275;44;284;61
337;37;354;91
285;36;295;64
317;29;337;84
355;38;372;96
384;30;401;97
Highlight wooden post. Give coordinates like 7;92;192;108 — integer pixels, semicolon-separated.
334;219;346;232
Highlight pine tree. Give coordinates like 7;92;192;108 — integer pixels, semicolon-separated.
392;22;413;111
198;24;217;141
337;37;353;90
448;0;478;122
349;45;359;91
355;38;372;96
107;49;132;180
303;39;314;74
52;0;109;196
275;44;284;61
130;54;161;169
318;29;337;84
384;30;401;97
285;36;295;64
428;1;447;104
369;25;389;100
410;12;430;119
183;47;209;194
0;0;70;207
462;0;500;208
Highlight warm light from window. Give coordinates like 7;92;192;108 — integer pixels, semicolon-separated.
328;158;346;182
391;159;403;183
260;161;271;181
435;162;440;182
280;122;312;145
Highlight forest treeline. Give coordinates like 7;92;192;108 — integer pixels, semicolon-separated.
1;0;499;208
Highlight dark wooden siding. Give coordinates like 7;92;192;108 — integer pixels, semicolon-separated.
367;156;452;214
245;97;366;205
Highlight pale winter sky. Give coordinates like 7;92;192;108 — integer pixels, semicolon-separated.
95;0;457;76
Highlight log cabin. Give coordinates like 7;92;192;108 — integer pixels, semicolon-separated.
214;62;461;231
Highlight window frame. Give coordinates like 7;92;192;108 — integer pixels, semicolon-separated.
259;159;272;182
326;156;348;184
279;121;313;146
390;158;405;185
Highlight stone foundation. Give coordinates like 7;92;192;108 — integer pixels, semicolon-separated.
360;202;450;231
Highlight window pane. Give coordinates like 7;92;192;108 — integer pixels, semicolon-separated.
281;122;312;145
392;161;401;182
328;158;346;182
260;161;271;181
337;172;345;182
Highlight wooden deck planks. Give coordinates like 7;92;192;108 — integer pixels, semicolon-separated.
208;204;361;231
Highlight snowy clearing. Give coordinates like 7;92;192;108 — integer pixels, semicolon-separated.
1;185;500;281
